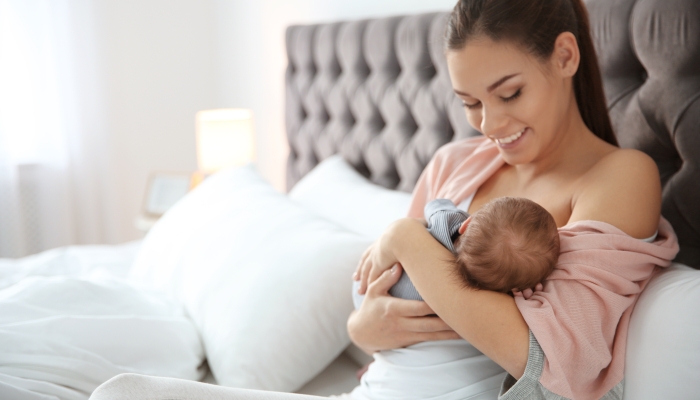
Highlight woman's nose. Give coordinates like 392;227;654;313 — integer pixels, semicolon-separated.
480;106;508;138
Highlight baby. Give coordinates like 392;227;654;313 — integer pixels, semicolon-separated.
349;197;560;400
355;196;560;306
441;196;559;294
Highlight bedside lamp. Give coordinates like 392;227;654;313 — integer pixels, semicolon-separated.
136;108;256;232
192;108;255;186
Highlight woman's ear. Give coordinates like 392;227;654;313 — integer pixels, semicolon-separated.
459;216;472;235
552;32;580;78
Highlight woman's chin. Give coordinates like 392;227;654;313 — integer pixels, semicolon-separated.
492;128;541;165
497;150;532;166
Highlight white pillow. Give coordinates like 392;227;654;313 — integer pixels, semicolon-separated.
129;165;372;392
289;155;412;240
624;263;700;400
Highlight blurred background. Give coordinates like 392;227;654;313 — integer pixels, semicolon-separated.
0;0;457;257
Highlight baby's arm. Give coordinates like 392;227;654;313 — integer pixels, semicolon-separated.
422;199;468;254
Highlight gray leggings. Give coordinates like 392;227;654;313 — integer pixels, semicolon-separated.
90;374;354;400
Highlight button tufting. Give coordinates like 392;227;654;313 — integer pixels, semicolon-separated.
286;2;700;266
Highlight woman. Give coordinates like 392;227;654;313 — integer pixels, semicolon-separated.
350;0;677;399
91;0;678;399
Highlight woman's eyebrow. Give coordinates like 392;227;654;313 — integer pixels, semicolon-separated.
453;73;521;97
487;74;520;93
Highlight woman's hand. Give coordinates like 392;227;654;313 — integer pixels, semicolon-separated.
353;218;418;295
348;263;461;354
353;243;396;296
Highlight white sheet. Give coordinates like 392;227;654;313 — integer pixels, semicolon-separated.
0;243;205;400
0;242;142;290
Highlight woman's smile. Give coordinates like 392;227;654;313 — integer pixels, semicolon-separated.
490;127;528;149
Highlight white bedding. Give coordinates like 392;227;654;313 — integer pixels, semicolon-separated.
0;243;205;400
3;160;698;400
0;242;142;290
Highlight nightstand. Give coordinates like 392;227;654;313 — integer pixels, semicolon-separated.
134;214;160;233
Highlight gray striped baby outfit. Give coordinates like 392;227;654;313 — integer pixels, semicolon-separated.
389;199;468;301
352;199;468;308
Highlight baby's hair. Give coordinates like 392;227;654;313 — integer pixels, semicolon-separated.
454;197;560;293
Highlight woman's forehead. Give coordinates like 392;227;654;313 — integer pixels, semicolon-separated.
447;39;536;95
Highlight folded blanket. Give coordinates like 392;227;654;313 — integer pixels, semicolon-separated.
407;136;680;399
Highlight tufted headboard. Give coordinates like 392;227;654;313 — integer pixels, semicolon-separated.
285;0;699;267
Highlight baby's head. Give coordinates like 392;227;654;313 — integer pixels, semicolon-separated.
454;197;560;293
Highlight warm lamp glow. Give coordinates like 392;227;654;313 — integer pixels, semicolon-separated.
195;108;255;174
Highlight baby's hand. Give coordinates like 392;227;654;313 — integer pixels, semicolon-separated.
512;283;544;300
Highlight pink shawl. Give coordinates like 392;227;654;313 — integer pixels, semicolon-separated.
407;136;680;399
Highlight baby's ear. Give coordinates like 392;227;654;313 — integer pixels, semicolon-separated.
458;216;472;235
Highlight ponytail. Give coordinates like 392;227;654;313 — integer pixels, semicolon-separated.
446;0;618;146
569;0;618;146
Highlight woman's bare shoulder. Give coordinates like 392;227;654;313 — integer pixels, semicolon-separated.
569;148;662;238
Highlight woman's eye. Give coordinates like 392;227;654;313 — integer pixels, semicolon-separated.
502;89;522;103
463;101;481;110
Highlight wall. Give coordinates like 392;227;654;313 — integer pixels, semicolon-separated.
215;0;459;193
89;0;458;244
91;0;219;242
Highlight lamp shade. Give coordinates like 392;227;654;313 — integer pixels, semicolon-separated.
195;108;255;174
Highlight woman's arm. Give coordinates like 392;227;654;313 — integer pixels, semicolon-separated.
347;263;461;354
355;218;530;378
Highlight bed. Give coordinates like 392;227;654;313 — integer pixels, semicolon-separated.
1;0;699;399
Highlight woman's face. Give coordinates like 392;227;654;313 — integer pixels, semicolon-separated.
447;37;575;166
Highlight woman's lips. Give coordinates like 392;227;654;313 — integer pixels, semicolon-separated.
495;128;528;149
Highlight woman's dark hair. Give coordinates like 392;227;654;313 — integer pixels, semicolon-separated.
446;0;618;146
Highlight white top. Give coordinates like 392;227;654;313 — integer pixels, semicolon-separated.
456;192;476;213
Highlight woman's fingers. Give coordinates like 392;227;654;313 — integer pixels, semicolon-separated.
365;264;403;297
354;245;373;281
417;330;462;343
396;298;437;317
367;261;393;288
359;259;372;295
348;284;461;353
402;315;453;333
